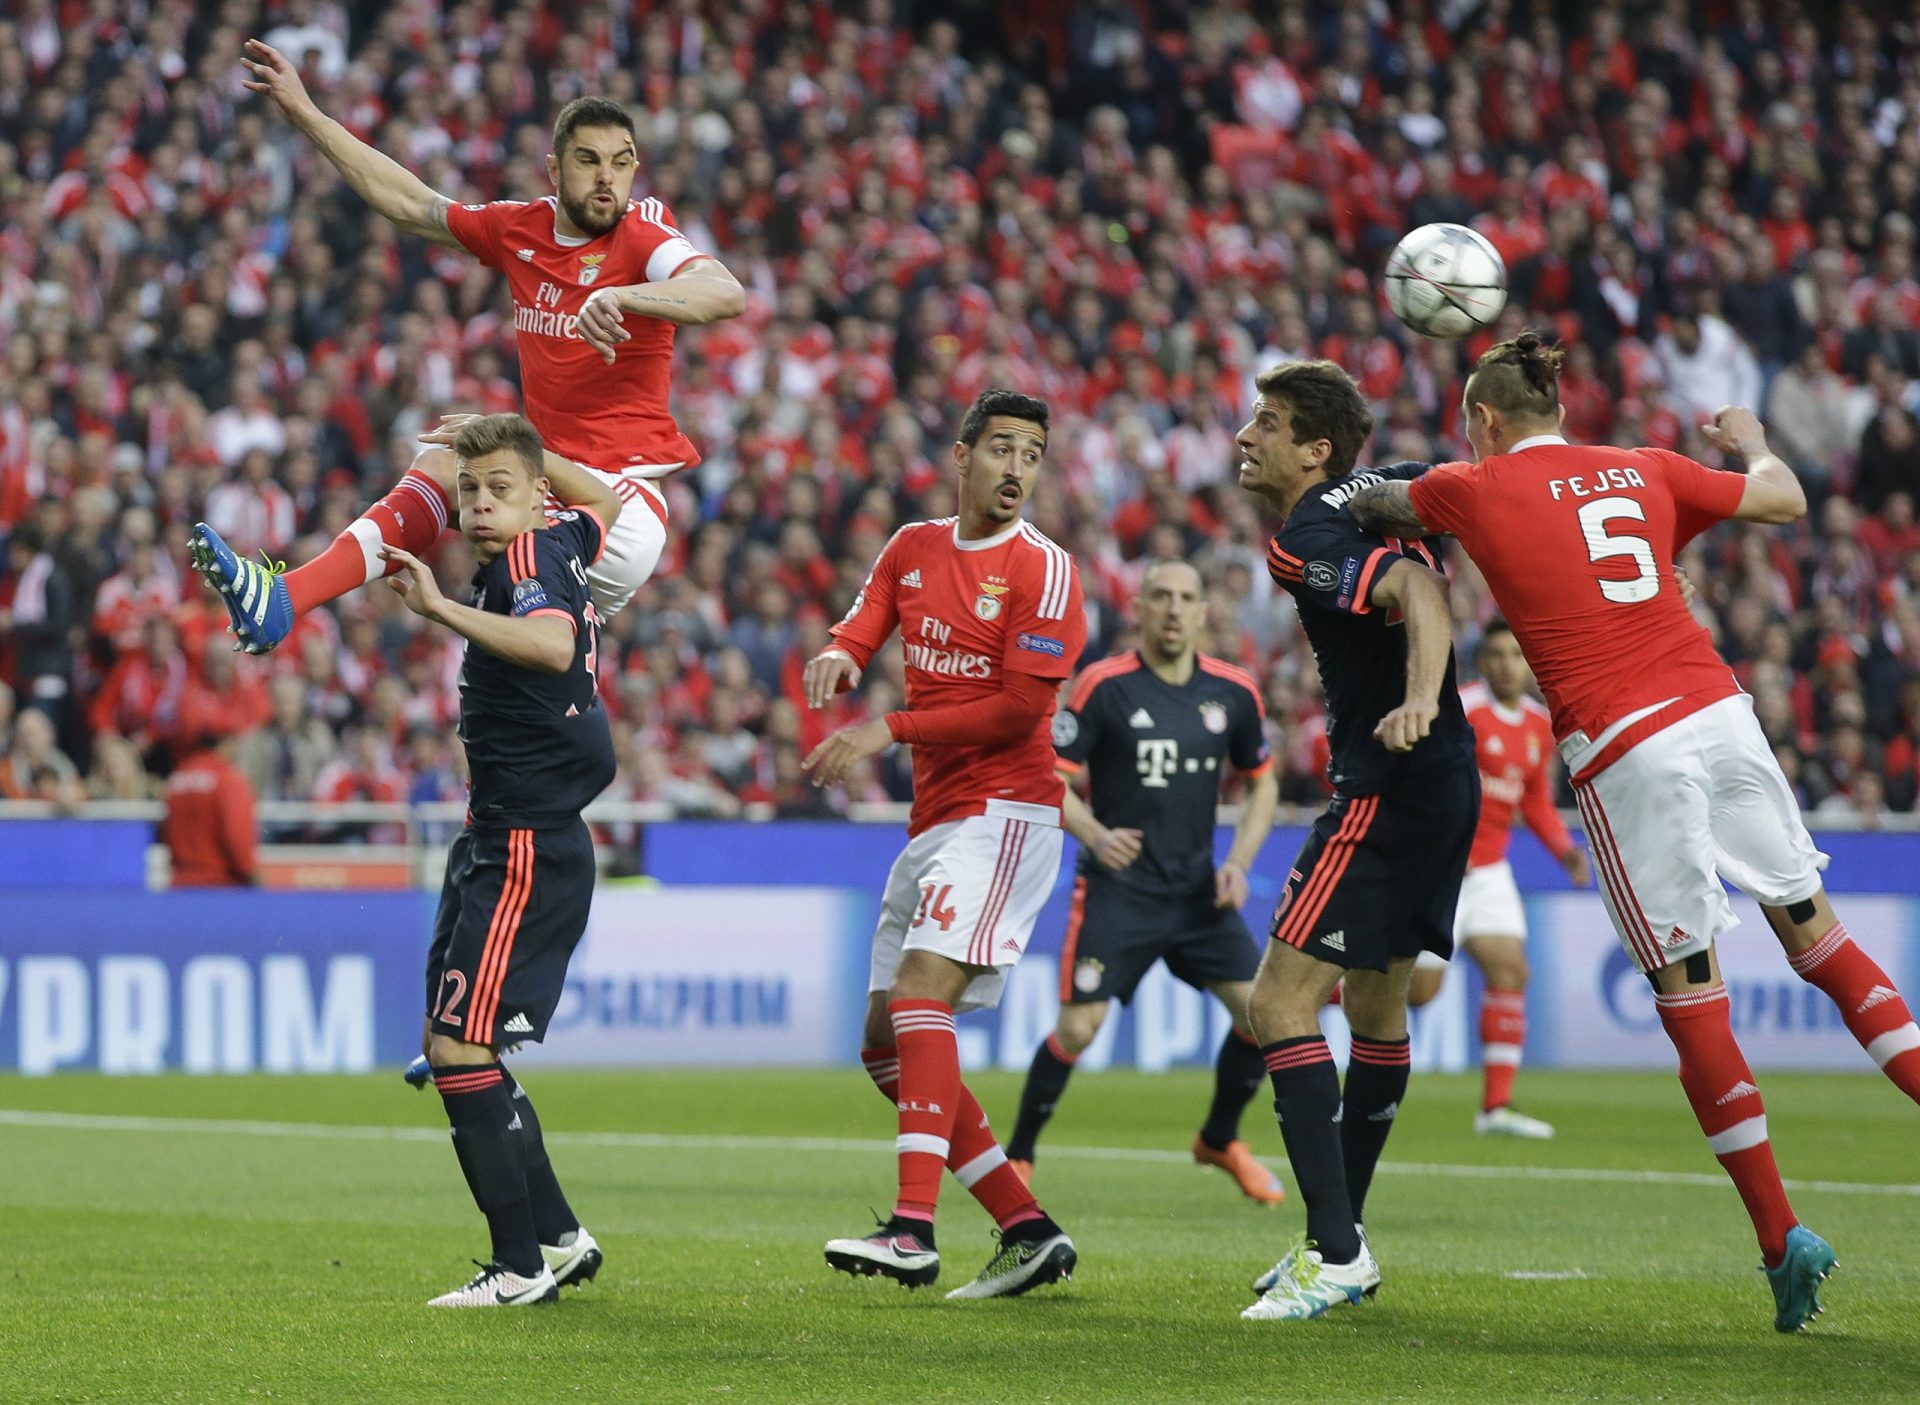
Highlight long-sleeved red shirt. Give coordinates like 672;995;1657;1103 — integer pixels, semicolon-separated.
163;752;258;887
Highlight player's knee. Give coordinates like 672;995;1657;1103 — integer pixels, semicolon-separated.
1487;953;1529;990
1055;1002;1108;1054
1406;970;1443;1009
426;1033;494;1069
410;445;457;493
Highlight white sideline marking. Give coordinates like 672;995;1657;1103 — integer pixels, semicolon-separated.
4;1108;1919;1199
1504;1270;1592;1280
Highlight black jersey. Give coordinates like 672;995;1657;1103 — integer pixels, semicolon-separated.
1053;650;1272;897
459;508;616;828
1265;462;1472;796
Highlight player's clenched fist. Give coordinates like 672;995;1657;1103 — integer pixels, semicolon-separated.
1373;696;1438;753
576;288;632;365
1700;405;1768;459
803;718;892;788
803;648;862;710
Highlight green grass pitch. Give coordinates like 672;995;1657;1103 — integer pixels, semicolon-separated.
5;1067;1918;1404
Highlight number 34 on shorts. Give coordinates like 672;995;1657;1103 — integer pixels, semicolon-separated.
868;802;1065;1011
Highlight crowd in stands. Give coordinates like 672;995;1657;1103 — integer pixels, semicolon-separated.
3;0;1920;831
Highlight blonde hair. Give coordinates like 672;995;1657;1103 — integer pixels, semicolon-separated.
453;414;545;480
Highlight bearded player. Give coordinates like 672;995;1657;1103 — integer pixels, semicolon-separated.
1408;618;1592;1140
802;389;1086;1301
191;39;742;648
1352;330;1920;1332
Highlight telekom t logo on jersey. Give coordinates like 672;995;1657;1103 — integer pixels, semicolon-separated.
1136;738;1180;787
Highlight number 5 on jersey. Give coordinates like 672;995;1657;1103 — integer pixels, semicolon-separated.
912;882;957;932
1578;496;1660;603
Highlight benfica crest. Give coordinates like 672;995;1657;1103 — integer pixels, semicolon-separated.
578;252;607;286
975;580;1009;620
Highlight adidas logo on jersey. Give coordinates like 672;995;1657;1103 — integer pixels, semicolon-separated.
1321;930;1346;952
1129;708;1155;728
516;248;535;261
504;1013;534;1035
1715;1080;1759;1106
1367;1101;1399;1123
1858;985;1900;1014
900;569;923;588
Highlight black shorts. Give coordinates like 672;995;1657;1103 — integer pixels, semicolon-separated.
1058;874;1262;1005
1268;764;1479;972
426;821;594;1047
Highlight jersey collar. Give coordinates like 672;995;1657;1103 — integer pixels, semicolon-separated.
1509;434;1569;453
543;195;592;249
952;518;1023;551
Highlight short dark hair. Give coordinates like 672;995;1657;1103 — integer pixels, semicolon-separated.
957;388;1049;447
1475;615;1515;661
1466;329;1564;421
453;413;545;481
1251;360;1374;478
552;97;636;155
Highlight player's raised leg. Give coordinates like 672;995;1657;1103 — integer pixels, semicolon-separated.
191;447;454;654
1192;979;1286;1204
1774;893;1920;1102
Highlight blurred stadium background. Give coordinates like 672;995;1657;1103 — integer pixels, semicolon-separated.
3;0;1919;1081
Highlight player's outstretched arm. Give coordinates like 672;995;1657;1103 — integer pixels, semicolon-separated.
381;546;574;672
1370;558;1452;753
1700;406;1807;524
241;38;463;249
1349;481;1435;538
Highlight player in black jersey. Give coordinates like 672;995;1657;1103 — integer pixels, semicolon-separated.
1233;361;1479;1322
381;413;619;1309
1005;560;1285;1203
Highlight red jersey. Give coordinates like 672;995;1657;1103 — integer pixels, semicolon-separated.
1461;681;1575;868
445;196;710;473
162;753;258;888
1409;436;1747;775
830;517;1086;835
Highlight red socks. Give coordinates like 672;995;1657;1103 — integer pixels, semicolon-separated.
286;469;451;616
1480;986;1526;1112
1789;923;1920;1103
861;1041;1041;1230
1655;985;1797;1266
887;1000;961;1222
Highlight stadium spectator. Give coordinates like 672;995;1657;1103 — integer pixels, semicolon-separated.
0;0;1917;825
161;731;260;888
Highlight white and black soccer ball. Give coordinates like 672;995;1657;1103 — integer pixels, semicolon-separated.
1383;223;1508;340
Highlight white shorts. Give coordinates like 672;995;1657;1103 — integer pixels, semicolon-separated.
1450;859;1527;945
868;801;1064;1012
552;474;668;618
1562;693;1828;974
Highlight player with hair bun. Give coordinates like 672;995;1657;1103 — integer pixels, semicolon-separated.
1353;329;1920;1333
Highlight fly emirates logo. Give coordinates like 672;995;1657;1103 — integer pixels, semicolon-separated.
514;281;580;340
903;614;994;679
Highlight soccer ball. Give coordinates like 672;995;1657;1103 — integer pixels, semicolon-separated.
1383;223;1508;340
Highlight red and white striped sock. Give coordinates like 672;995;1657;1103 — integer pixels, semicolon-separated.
887;1000;961;1223
1789;923;1920;1104
1655;985;1798;1267
285;469;451;616
860;1048;1040;1230
1480;986;1527;1112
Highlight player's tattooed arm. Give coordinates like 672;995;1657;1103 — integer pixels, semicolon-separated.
1348;481;1435;538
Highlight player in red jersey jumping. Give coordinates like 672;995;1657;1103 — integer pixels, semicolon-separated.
190;40;743;651
1409;618;1591;1140
801;389;1086;1301
1352;330;1920;1332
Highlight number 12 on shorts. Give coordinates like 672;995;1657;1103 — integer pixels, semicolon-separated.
912;882;957;931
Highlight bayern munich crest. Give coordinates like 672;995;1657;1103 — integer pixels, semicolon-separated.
1198;701;1229;734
